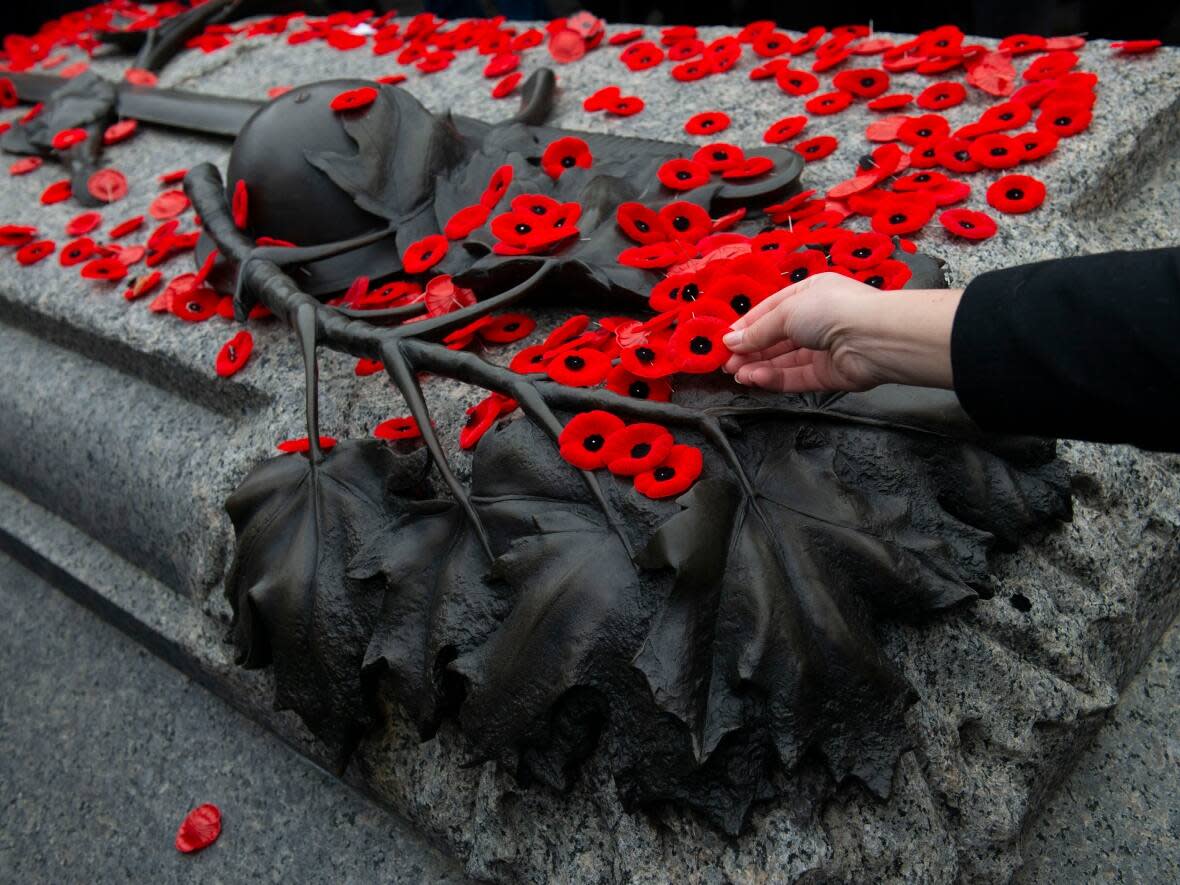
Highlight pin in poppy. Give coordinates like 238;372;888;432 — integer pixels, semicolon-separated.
216;330;254;377
916;81;966;110
657;158;710;191
829;232;893;270
634;444;703;498
832;68;890;99
541;136;592;179
602;423;676;476
669;315;730;373
987;174;1045;213
171;286;220;322
480;313;536;343
374;416;421;441
605;365;672;402
684;111;730;136
658;202;713;243
403;234;448;273
939;208;997;240
794;135;838;162
776;69;819;96
871;194;936;235
620;335;677;378
558;410;625;469
546;348;611;387
330;86;378;112
779;248;829;284
59;237;96;266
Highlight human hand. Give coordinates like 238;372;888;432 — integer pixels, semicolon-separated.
721;272;962;394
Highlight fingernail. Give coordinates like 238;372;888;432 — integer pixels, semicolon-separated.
722;330;743;348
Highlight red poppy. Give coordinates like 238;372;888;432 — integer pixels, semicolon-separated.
867;93;914;111
603;423;675;476
51;128;87;150
541;136;592;179
853;259;912;290
649;273;704;311
41;180;73;205
423;275;476;316
125;68;158;86
171;286;219;322
669;315;730;373
1024;51;1078;81
440;205;488;241
16;240;55;265
619;335;677;378
706;273;775;317
811;41;853;73
175;804;221;854
692;142;744;172
754;30;794;57
805;91;854;115
619;40;664;71
619;241;693;270
829;232;893;270
1111;39;1162;54
616;202;669;244
871;194;937;235
750;229;801;262
0;77;16;108
779;248;829;284
150;189;190;219
403;234;448;273
480;313;536;343
832;68;890;99
544;315;593;349
460;393;517;450
10;157;43;176
987;174;1045;213
682;110;731;137
482;52;520;79
998;34;1047;55
968;133;1023;169
634;444;703;498
934;138;981;173
509;344;551;373
667;39;705;62
99;119;137;146
80;257;128;281
1036;102;1092;137
915;81;966;111
763;115;808;144
893;170;948;192
558;410;626;469
658;202;713;244
605;365;672;402
1016;130;1058;160
351;356;384;375
124;270;163;301
0;225;37;247
215;330;254;377
277;436;338;454
606;96;644;117
374;416;422;441
775;68;819;95
158;169;188;186
583;85;622;112
491;72;522;99
720;157;773;180
898;114;950;146
939;208;997;240
609;29;645;46
65;212;103;237
330;86;378;112
108;216;145;240
546;348;611;387
59;237;96;266
657;158;710;191
794;135;838;162
86;168;128;204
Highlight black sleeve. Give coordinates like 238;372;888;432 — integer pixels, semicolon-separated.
950;247;1180;453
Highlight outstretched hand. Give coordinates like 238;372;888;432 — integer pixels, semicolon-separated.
722;273;962;394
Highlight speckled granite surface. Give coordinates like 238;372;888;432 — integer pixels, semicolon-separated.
1;20;1179;884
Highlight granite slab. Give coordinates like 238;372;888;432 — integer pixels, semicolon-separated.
1;18;1179;884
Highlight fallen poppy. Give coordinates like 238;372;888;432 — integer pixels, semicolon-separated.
853;259;912;290
10;156;43;176
158;169;188;185
939;208;997;240
657;158;710;191
583;85;622;112
480;313;536;343
659;202;713;244
87;168;128;204
898;114;950;145
124;270;163;301
619;336;677;378
444;204;490;240
829;231;893;270
175;804;221;854
65;212;103;237
968;133;1024;169
607;96;645;117
934;138;982;173
16;240;55;265
491;72;523;99
779;248;830;284
605;365;672;402
763;115;807;144
776;68;819;96
541;136;592;179
41;180;73;205
354;357;385;376
150;190;191;219
634;444;703;498
216;330;254;377
483;52;520;78
1024;51;1078;81
103;119;138;145
330;86;378;112
51;128;87;150
459;393;516;449
805;91;854;115
374;416;421;441
987;174;1045;213
110;215;146;240
1036;102;1092;137
620;40;664;71
833;68;890;99
867;93;914;111
277;436;338;453
618;241;692;270
546;348;611;387
603;423;675;476
80;257;128;281
692;142;744;171
424;274;476;316
1111;39;1162;55
871;194;937;235
558;410;626;469
59;237;96;266
480;165;513;208
403;234;448;273
794;135;838;161
998;34;1047;55
721;156;774;180
171;286;220;321
1016;130;1059;160
616;202;669;244
916;81;966;110
684;111;730;136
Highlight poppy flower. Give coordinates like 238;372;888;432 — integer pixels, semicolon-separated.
51;128;87;150
605;365;672;402
124;270;163;301
602;423;676;476
0;77;16;108
867;93;914;111
706;273;774;316
649;273;704;311
548;28;587;64
794;135;838;162
812;42;853;73
215;330;254;377
829;232;893;270
671;60;710;82
669;315;730;374
779;248;829;284
65;212;103;237
893;170;948;192
1016;130;1058;161
684;111;730;136
1111;39;1162;54
1036;102;1092;137
546;346;612;387
853;259;912;290
934;137;981;173
87;168;128;204
607;96;645;117
939;208;997;240
16;240;55;265
927;179;972;206
620;335;677;378
59;237;96;266
754;30;794;57
609;28;644;45
277;436;338;454
491;72;523;99
483;52;520;78
80;257;128;281
968;133;1023;170
103;119;138;145
480;165;513;208
403;234;448;273
805;91;854;115
374;415;421;441
583;85;622;112
987;174;1045;214
761;116;808;148
509;344;551;373
558;410;625;469
911;82;963;112
619;241;694;270
750;229;800;261
175;803;221;854
0;225;37;247
40;180;73;205
444;204;490;239
620;40;663;71
1023;51;1078;81
897;114;949;145
775;69;819;95
171;286;219;322
540;137;592;181
721;157;774;180
635;444;703;498
871;194;937;235
353;356;385;375
616;202;669;244
998;34;1047;55
330;86;378;112
480;313;536;343
10;157;43;176
423;275;476;316
657;158;710;191
692;142;745;172
459;394;514;450
833;68;890;99
150;190;190;219
656;202;712;244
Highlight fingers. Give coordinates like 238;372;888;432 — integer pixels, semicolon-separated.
722;337;799;373
722;277;810;351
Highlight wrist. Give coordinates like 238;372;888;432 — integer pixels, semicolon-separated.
847;288;962;389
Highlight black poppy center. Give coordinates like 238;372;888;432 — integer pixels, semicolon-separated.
672;216;691;232
690;336;712;355
959;219;975;229
914;173;931;182
860;77;876;88
790;267;809;282
635;219;649;233
731;294;751;313
676;170;692;180
852;247;871;259
999;112;1013;121
1006;188;1024;200
515;223;531;234
990;147;1008;157
531;205;547;215
629;380;650;399
713;150;728;160
806;144;820;153
865;275;885;288
917;127;932;137
922;148;935;158
503;322;520;332
700;118;715;128
561;155;576;168
565;355;585;371
955;150;970;161
636;346;655;364
1055;116;1071;127
682;283;700;301
583;434;605;452
631;442;651;459
187;301;202;313
889;213;907;224
654;466;675;481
